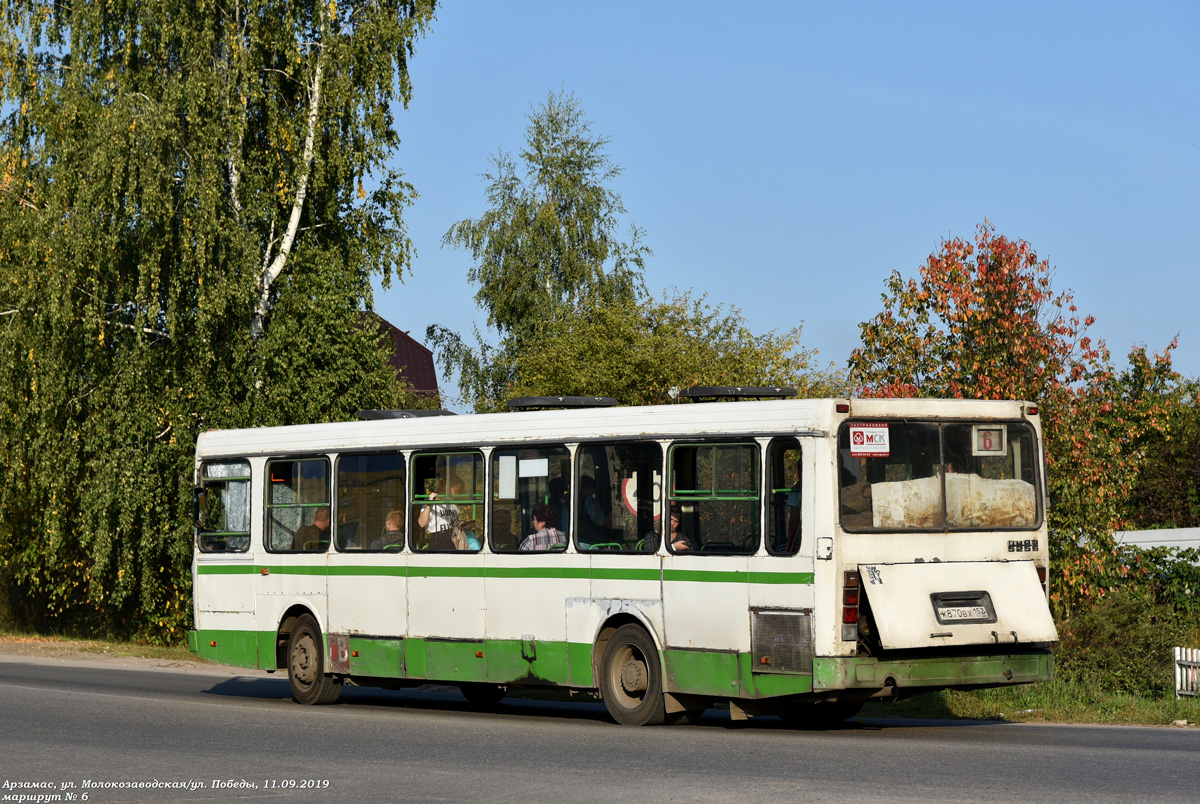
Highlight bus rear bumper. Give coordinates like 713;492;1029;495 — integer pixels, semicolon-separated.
814;650;1053;692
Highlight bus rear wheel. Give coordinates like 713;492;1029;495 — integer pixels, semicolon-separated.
599;625;667;726
287;615;343;705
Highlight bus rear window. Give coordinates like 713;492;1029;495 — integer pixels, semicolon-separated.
838;421;1038;531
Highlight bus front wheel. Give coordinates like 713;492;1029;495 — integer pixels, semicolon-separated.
287;615;343;705
599;625;667;726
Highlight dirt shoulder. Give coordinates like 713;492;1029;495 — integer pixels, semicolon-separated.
0;633;253;675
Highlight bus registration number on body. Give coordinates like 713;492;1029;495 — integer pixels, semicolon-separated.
930;591;997;624
935;605;991;622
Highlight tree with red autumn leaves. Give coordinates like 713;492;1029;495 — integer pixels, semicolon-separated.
849;221;1182;618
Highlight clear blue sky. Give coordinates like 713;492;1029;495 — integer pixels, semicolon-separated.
375;1;1199;402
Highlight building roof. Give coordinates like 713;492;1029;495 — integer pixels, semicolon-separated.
360;312;439;397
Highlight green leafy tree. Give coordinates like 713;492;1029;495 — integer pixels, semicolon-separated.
1124;379;1200;530
432;90;839;411
849;222;1181;618
0;0;436;639
509;291;847;405
428;90;649;409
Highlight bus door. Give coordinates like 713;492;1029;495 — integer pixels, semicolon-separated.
193;458;257;666
580;442;667;685
485;445;585;687
406;451;487;683
255;456;331;669
326;452;408;679
660;442;756;693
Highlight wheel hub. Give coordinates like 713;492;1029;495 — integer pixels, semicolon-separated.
620;659;647;694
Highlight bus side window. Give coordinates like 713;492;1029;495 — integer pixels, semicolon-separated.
197;460;252;553
337;452;405;551
668;442;760;555
266;458;330;552
767;438;802;556
491;445;570;553
576;441;662;553
410;451;485;552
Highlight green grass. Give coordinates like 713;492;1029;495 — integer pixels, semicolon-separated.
863;678;1200;726
0;629;203;663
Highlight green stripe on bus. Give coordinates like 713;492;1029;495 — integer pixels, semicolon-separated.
196;564;259;575
589;567;661;582
197;564;812;585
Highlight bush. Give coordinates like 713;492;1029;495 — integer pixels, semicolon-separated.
1055;586;1196;696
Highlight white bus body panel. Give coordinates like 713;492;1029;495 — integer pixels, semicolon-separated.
860;560;1057;649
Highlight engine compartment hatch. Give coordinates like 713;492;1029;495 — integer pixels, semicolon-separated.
858;560;1058;650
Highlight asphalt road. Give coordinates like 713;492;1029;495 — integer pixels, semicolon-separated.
1;655;1197;803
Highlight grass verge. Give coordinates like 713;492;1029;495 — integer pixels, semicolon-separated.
0;629;203;663
862;678;1200;726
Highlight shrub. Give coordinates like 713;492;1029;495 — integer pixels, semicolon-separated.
1055;586;1196;696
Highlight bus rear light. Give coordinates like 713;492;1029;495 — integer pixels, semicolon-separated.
1036;565;1048;593
836;403;850;413
1027;405;1038;416
842;571;861;636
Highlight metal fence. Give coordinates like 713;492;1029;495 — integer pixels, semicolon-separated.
1175;647;1200;699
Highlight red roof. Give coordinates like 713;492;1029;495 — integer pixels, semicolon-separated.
360;312;439;397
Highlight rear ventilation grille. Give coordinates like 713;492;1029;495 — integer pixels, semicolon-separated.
751;609;814;674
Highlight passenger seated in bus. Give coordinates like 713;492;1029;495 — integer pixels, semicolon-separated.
452;519;482;551
519;504;564;551
668;505;693;551
577;475;611;548
419;477;461;550
370;509;404;550
293;506;331;551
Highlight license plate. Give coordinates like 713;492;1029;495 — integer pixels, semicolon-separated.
936;605;991;622
930;591;996;625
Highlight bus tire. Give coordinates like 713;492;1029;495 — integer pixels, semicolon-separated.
780;700;862;729
459;682;506;707
287;615;343;705
599;624;667;726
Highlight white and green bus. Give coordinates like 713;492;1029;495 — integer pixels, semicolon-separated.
189;392;1058;726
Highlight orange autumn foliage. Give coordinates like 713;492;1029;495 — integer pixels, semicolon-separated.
850;222;1180;618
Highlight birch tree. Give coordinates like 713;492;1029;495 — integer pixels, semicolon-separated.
429;91;650;410
0;0;436;639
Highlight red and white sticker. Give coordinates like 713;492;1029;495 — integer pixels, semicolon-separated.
849;423;890;457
